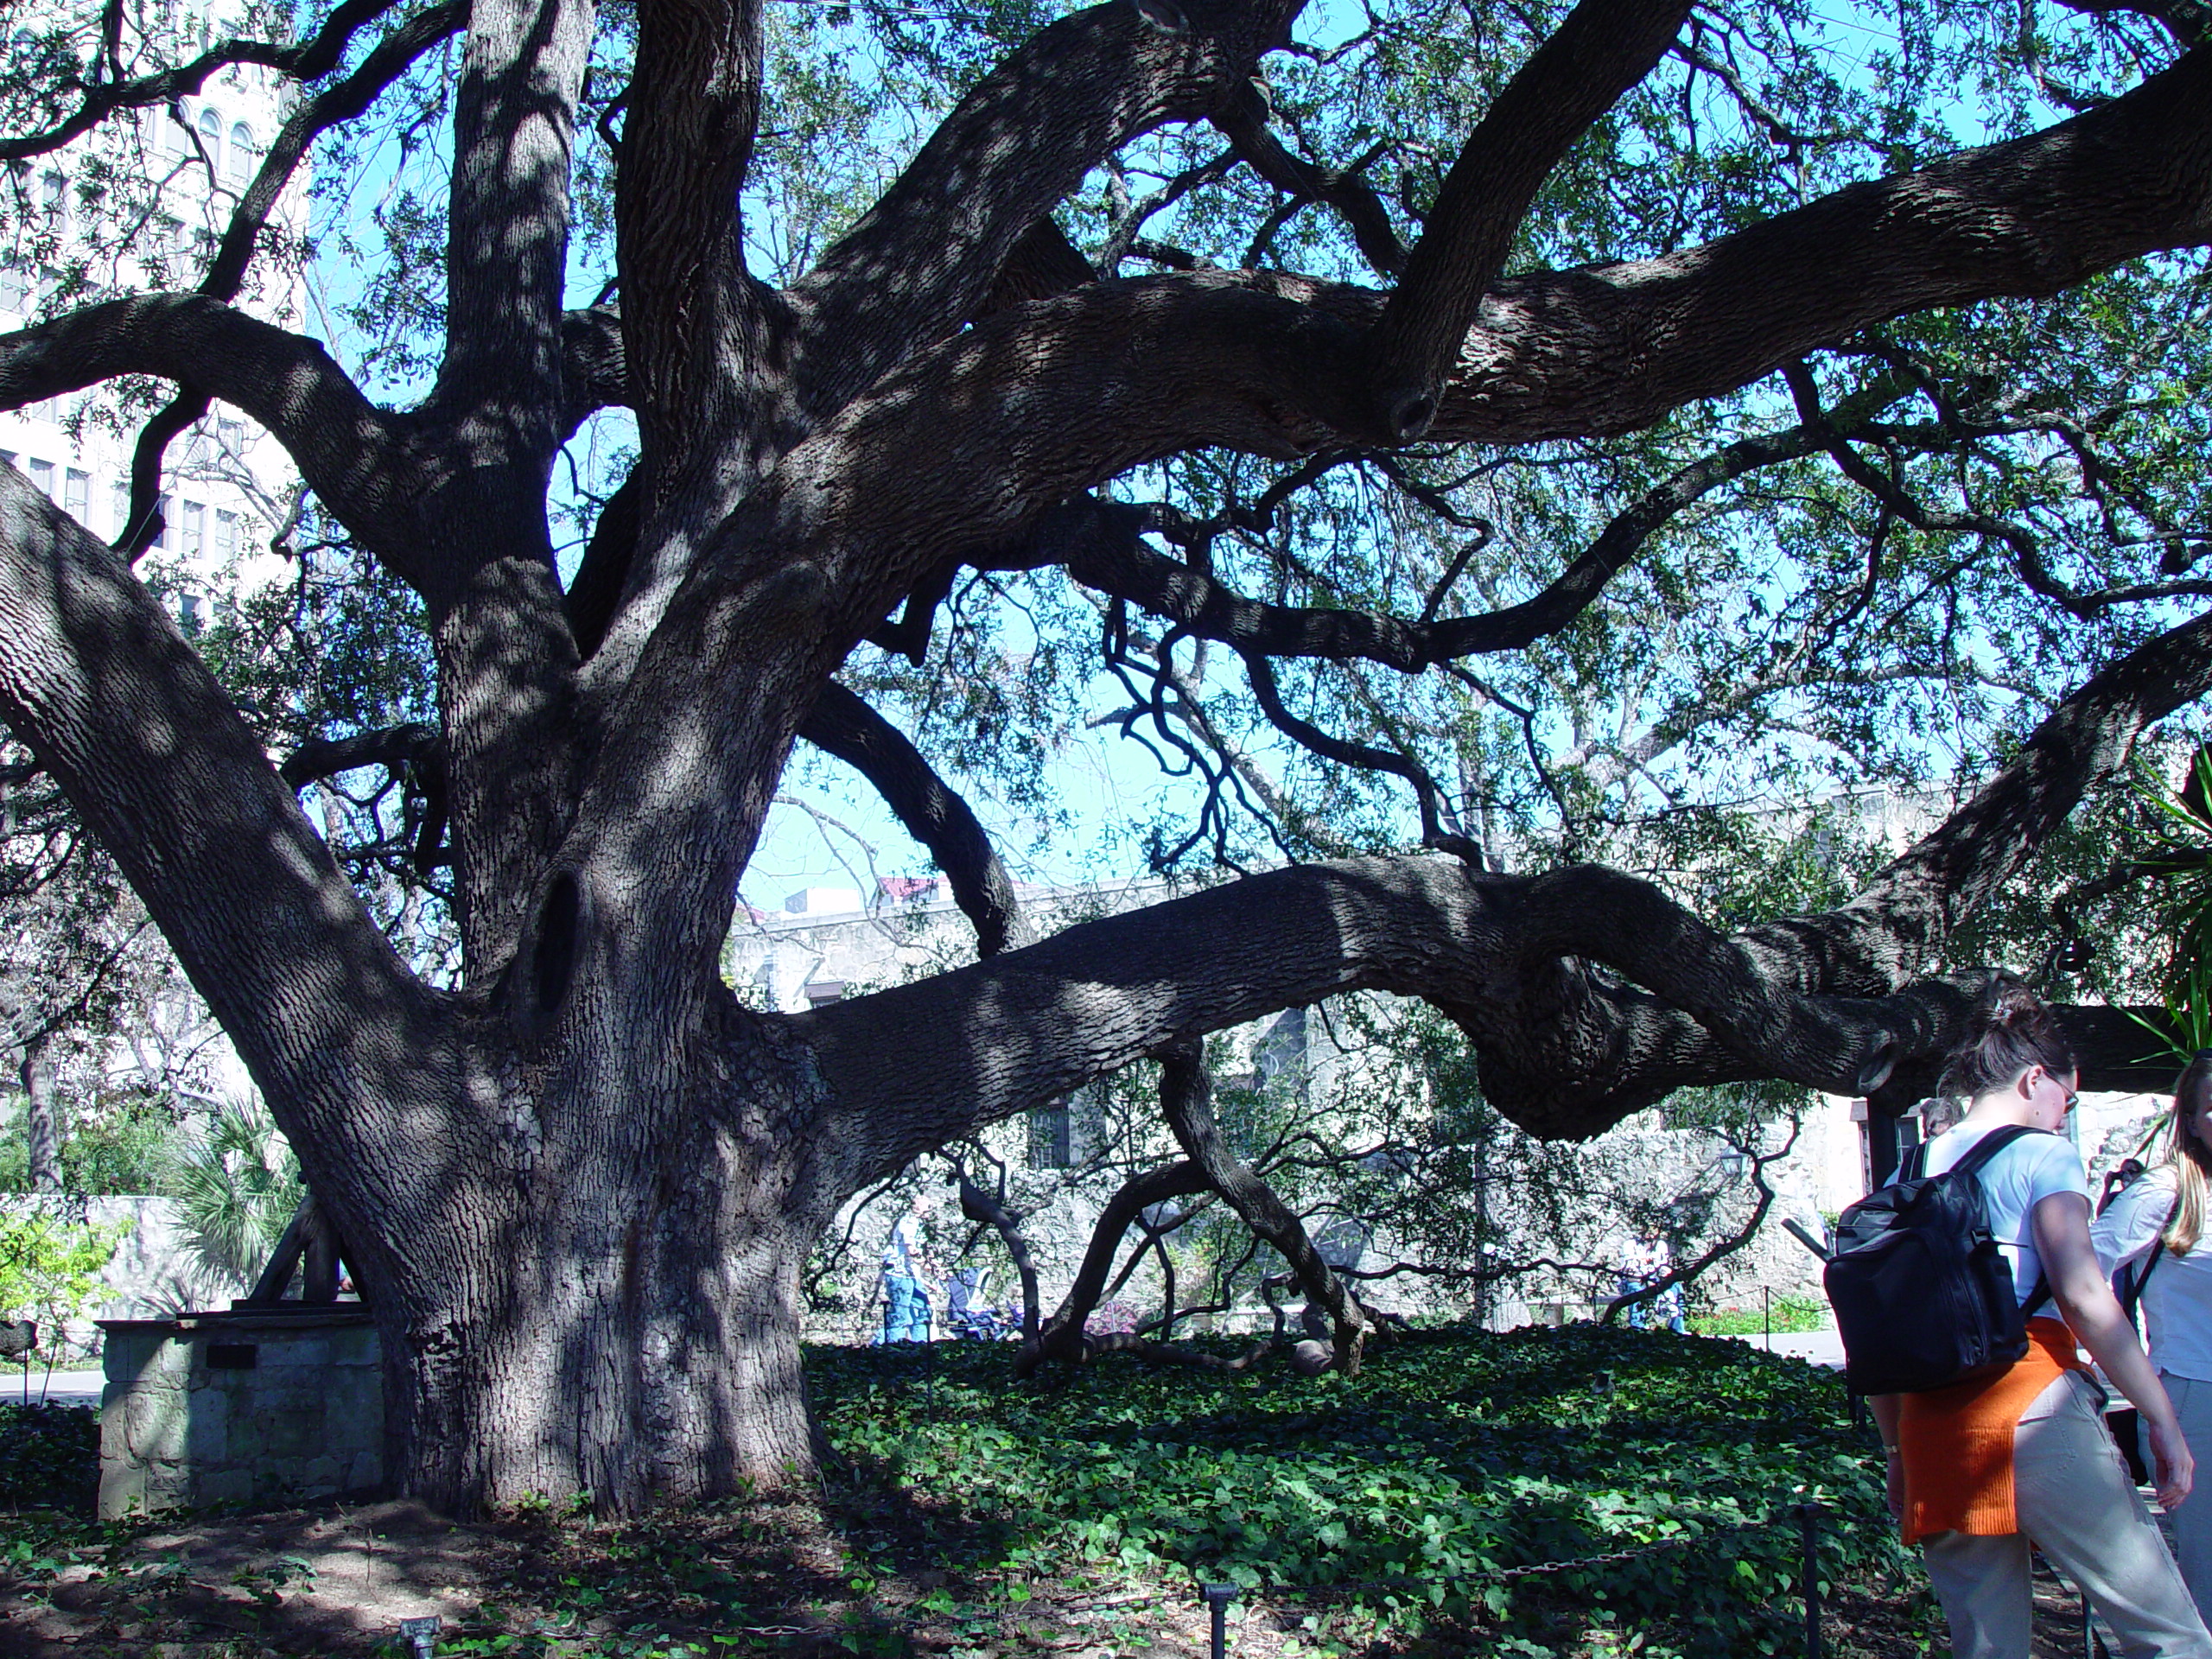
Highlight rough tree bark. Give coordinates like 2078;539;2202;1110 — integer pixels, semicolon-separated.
1;0;2210;1515
20;1033;59;1195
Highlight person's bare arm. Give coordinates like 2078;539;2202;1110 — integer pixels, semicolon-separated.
2035;1188;2193;1509
1868;1393;1904;1518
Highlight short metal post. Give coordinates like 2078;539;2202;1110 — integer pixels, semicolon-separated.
1792;1502;1826;1659
399;1614;441;1659
1201;1582;1237;1659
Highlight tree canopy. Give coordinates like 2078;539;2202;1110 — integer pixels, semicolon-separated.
4;0;2212;1511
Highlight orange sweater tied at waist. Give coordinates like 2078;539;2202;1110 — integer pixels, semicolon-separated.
1897;1317;2087;1544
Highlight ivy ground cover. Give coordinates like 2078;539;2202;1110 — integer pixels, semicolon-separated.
0;1326;1955;1656
813;1323;1938;1656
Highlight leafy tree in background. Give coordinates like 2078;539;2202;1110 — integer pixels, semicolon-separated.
3;0;2212;1513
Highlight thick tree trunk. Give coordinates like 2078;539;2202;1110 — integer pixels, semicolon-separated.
351;1021;832;1514
21;1033;59;1193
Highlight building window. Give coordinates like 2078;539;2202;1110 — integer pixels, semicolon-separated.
177;591;202;636
802;980;846;1007
181;500;204;560
39;171;66;230
197;107;221;171
154;493;172;550
110;481;130;537
227;123;255;187
162;106;188;159
1027;1101;1072;1169
27;459;54;500
216;416;245;456
63;469;88;522
0;265;24;316
213;508;238;561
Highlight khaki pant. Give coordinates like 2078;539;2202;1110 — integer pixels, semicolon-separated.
2143;1374;2212;1627
1922;1370;2211;1659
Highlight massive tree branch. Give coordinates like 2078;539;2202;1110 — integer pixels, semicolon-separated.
432;0;591;454
1158;1040;1368;1370
0;296;423;575
571;46;2212;993
1365;0;1690;438
787;0;1302;420
803;855;1907;1176
1425;44;2212;444
618;0;779;478
0;469;455;1206
801;595;2212;1152
119;0;467;563
797;681;1032;958
1022;377;1914;670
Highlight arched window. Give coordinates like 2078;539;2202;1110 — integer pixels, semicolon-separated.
197;106;221;169
227;123;254;186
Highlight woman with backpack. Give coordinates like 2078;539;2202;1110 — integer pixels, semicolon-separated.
1870;980;2209;1659
2093;1050;2212;1622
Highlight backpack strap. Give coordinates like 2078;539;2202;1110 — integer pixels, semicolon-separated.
1936;1124;2061;1316
1942;1122;2047;1181
2119;1191;2183;1326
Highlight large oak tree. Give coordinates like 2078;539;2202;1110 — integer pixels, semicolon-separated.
4;0;2212;1510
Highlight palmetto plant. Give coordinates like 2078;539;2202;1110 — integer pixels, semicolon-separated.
2120;748;2212;1066
163;1096;299;1289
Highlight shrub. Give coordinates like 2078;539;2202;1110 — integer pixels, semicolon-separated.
0;1402;97;1512
1690;1294;1829;1337
0;1204;130;1349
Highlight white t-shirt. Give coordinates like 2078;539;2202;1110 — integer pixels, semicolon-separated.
2091;1166;2212;1382
1918;1122;2090;1303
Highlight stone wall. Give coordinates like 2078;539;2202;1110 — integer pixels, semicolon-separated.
97;1307;380;1517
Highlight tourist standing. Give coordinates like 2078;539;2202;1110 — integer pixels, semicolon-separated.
2094;1051;2212;1623
1870;979;2208;1659
880;1197;935;1344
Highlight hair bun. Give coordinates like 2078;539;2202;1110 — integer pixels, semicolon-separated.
1940;972;2075;1100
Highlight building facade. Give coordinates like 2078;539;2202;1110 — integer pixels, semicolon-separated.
3;0;307;624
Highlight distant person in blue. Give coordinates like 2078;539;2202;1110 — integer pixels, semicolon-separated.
1618;1237;1656;1329
880;1196;935;1344
1653;1250;1688;1335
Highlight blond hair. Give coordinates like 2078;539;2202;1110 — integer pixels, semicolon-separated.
2156;1052;2212;1256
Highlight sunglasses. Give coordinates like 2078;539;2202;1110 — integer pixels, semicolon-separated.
2033;1067;2079;1113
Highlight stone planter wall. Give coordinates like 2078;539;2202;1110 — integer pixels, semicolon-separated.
96;1306;381;1517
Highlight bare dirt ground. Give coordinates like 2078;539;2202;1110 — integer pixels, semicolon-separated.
0;1491;2055;1659
0;1496;1300;1658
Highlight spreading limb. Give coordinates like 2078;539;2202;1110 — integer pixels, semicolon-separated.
1159;1040;1369;1371
797;682;1031;958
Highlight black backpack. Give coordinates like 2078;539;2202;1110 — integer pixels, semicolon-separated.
1824;1124;2054;1395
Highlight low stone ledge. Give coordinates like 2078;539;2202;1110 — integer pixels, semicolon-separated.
97;1307;382;1519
